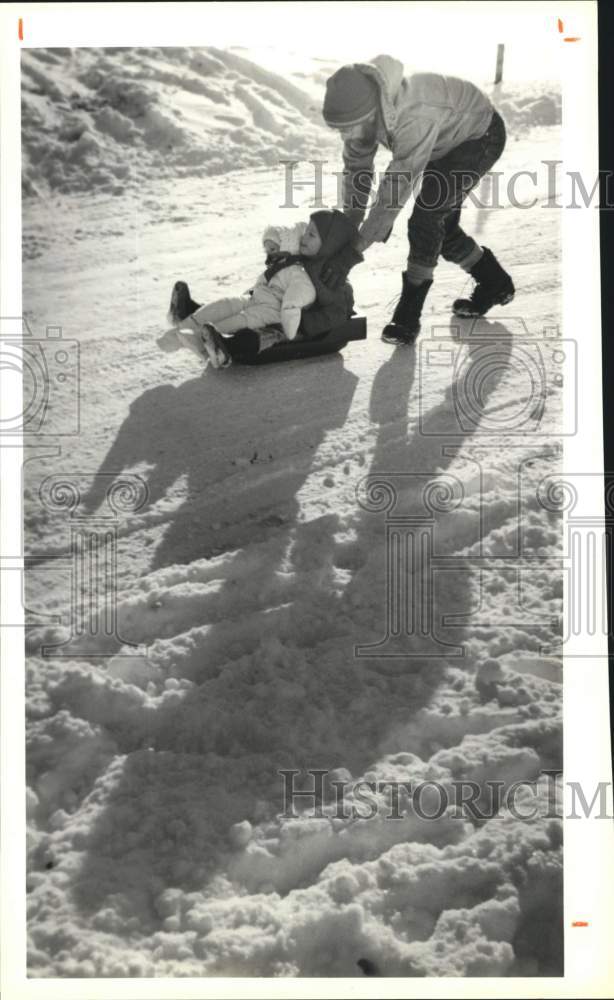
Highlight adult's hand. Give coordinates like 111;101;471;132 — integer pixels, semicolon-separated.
321;243;364;290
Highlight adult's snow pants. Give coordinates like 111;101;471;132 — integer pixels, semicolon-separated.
407;110;507;271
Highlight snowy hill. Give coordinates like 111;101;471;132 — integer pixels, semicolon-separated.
21;48;564;980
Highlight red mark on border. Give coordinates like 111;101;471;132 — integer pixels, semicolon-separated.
18;17;23;41
558;18;580;42
572;921;589;927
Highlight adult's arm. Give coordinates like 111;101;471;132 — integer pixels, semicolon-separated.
358;116;439;248
341;134;379;229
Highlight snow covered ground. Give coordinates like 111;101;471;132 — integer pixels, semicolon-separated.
22;47;563;978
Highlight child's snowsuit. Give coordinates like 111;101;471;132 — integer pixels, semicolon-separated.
216;210;359;364
188;222;315;341
298;210;358;339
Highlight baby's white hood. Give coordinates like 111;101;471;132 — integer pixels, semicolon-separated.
262;221;308;254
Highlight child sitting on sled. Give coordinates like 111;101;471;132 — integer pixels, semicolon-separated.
160;209;358;368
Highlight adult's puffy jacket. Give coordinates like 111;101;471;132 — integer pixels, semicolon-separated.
340;55;494;246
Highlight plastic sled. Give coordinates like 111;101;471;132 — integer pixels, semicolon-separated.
235;317;367;366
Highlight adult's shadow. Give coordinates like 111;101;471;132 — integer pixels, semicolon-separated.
83;354;359;573
340;318;515;712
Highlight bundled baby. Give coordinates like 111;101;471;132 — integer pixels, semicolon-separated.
159;210;359;368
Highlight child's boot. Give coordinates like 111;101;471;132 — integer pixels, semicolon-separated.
452;247;515;317
382;275;433;345
200;324;232;369
168;280;201;323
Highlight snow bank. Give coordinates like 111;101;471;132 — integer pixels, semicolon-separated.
21;47;561;197
494;82;561;131
21;46;331;197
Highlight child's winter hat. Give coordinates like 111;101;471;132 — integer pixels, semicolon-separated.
263;225;281;247
310;211;335;247
263;222;307;255
323;66;379;128
310;209;359;258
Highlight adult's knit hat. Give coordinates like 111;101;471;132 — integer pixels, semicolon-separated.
322;66;379;128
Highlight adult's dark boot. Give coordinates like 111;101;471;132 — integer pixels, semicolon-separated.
168;280;202;323
382;275;433;345
452;247;515;317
